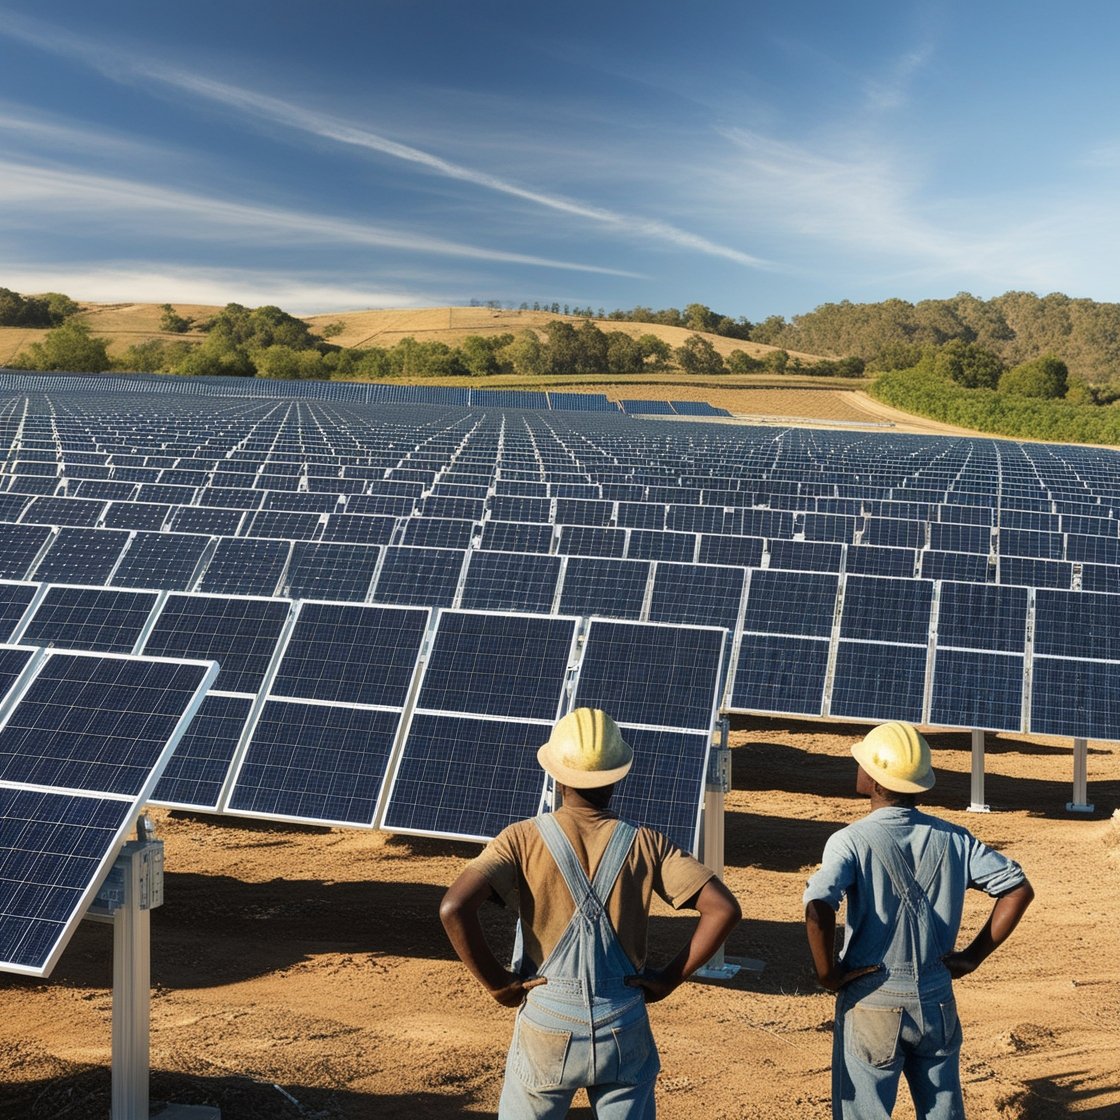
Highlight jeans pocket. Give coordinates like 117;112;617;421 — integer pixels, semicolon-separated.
845;1004;903;1068
512;1015;572;1090
939;997;963;1052
608;1011;660;1086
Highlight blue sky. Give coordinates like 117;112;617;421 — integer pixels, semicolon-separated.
2;1;1119;319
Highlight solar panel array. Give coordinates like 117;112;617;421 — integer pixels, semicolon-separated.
0;373;1118;904
0;647;216;975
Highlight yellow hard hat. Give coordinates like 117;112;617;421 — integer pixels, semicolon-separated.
851;721;935;793
537;708;633;788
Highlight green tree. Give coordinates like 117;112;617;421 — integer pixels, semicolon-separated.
13;320;112;372
253;345;327;379
762;348;789;373
605;332;644;373
636;334;672;370
575;320;609;373
674;333;726;375
159;303;192;333
726;349;764;373
501;330;548;375
933;340;1004;389
999;354;1069;398
40;292;80;323
117;338;192;373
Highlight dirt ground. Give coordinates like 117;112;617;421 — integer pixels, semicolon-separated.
1;719;1115;1120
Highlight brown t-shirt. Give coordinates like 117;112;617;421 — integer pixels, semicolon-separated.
467;805;715;971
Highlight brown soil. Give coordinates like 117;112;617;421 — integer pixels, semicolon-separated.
2;722;1116;1119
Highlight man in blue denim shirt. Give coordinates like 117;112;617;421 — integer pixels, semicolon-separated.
804;722;1034;1120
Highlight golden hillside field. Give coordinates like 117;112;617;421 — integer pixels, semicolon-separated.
0;303;823;367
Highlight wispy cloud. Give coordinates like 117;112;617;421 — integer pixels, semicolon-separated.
0;159;640;277
0;8;767;270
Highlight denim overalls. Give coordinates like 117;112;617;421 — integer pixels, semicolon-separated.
498;813;661;1119
833;819;964;1120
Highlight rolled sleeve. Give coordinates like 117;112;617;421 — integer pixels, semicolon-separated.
803;831;855;911
966;837;1026;897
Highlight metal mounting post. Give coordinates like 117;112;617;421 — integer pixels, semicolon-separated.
968;729;989;813
1067;738;1094;813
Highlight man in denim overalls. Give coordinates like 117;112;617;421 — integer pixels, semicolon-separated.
441;708;741;1118
804;722;1035;1119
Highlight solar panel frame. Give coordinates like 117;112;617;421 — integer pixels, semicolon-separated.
18;585;161;654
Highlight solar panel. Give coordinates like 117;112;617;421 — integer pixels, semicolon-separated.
0;646;37;701
0;652;215;797
480;520;554;554
20;586;159;653
1029;657;1120;739
0;583;38;642
167;506;246;537
281;541;381;601
399;517;477;550
558;525;627;558
936;583;1028;653
320;513;398;545
30;528;130;585
1000;556;1071;590
22;496;106;528
742;569;839;637
149;694;255;810
558;556;650;619
372;546;468;608
839;576;933;644
0;524;52;579
929;649;1024;731
572;620;724;730
270;602;428;706
767;539;843;572
101;501;171;532
729;633;829;716
648;563;745;632
695;534;765;569
626;529;696;563
845;545;916;578
380;713;549;840
415;611;577;721
829;642;927;723
458;551;562;613
226;699;402;825
245;509;323;541
196;536;291;596
1033;589;1120;660
110;531;211;591
140;594;292;695
607;726;711;855
1079;564;1120;594
920;550;991;583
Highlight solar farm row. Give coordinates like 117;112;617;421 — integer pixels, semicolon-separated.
0;371;730;415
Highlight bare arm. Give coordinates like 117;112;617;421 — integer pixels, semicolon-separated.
943;879;1035;979
439;867;545;1007
627;878;742;1003
804;900;882;992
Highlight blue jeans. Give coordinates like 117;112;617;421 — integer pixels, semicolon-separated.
833;982;964;1120
498;979;659;1119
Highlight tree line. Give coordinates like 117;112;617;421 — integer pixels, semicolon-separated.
6;295;865;380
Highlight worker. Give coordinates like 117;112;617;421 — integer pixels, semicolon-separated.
803;721;1034;1120
440;707;741;1119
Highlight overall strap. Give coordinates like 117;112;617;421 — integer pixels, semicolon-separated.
858;820;938;923
590;819;638;902
534;813;595;905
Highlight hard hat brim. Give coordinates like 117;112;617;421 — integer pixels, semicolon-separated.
852;738;935;794
537;741;633;789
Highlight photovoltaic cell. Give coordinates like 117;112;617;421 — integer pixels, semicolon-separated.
101;502;171;532
21;586;159;653
417;612;576;721
320;513;397;545
141;594;291;695
844;546;916;578
573;620;723;730
929;649;1023;731
381;713;549;839
626;529;696;563
0;653;213;797
919;551;991;583
480;520;554;554
557;525;627;558
227;700;401;825
150;693;255;809
270;602;428;706
459;551;562;613
1000;556;1071;590
0;646;36;700
766;539;843;572
696;535;764;569
730;634;829;716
